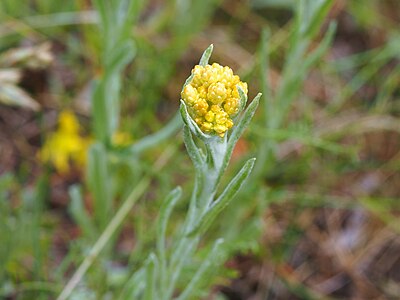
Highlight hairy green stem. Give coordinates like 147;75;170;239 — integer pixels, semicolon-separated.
163;135;227;299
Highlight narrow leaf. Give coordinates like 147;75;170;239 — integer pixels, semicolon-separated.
156;187;182;293
130;111;182;155
228;94;261;148
237;85;248;112
258;27;272;121
93;0;111;35
304;0;334;39
106;40;135;76
157;187;182;256
118;268;145;300
180;101;210;140
87;143;112;229
189;158;256;236
143;253;158;300
68;185;96;239
176;239;224;300
183;125;204;169
224;94;260;169
182;73;194;91
199;44;213;66
303;21;336;71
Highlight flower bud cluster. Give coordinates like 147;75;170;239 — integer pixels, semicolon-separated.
181;63;248;137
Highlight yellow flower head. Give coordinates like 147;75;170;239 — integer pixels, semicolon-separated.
181;63;248;137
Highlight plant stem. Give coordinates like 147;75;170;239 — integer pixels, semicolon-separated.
163;138;226;299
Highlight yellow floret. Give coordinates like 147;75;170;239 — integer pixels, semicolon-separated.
191;65;204;87
215;111;228;125
210;105;221;113
197;86;207;98
192;98;208;116
181;62;247;137
201;122;213;132
205;111;215;122
214;124;228;136
207;82;227;104
224;98;239;115
181;84;198;106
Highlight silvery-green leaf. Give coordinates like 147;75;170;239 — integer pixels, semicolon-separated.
176;239;224;300
237;85;248;113
183;125;205;169
143;253;158;300
157;187;182;256
180;100;211;140
118;269;145;300
199;44;213;66
188;158;256;236
182;73;194;91
223;93;261;171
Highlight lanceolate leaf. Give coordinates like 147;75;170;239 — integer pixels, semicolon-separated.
105;40;135;76
183;125;205;170
224;94;261;172
87;143;112;229
199;44;213;66
69;185;96;240
143;253;158;300
156;187;182;294
157;187;182;256
303;21;336;71
302;0;334;39
118;269;145;300
176;239;224;300
180;101;210;140
130;112;182;155
182;73;194;91
237;85;248;112
188;158;256;236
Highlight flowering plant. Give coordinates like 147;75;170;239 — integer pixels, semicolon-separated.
120;45;261;299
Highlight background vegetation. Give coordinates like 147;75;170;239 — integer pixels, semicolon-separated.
0;0;399;299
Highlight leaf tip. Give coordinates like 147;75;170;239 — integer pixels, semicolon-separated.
173;186;183;197
246;157;256;169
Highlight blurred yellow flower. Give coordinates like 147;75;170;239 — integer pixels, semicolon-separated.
181;63;248;137
40;110;133;173
40;110;91;173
